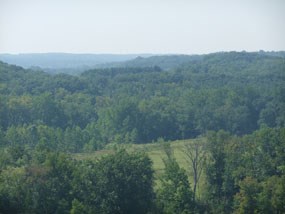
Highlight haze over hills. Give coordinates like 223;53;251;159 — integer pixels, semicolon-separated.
95;54;203;70
0;51;284;75
0;53;154;75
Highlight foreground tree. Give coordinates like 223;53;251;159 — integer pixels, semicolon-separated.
182;138;207;202
157;143;195;214
205;130;234;213
234;177;261;214
72;150;155;214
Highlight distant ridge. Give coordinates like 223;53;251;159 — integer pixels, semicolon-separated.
94;51;285;70
94;54;203;70
0;53;154;75
0;51;284;75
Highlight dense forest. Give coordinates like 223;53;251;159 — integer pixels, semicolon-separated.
0;51;284;213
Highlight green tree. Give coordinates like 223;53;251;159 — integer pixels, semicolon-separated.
234;177;261;214
0;167;27;213
33;93;67;128
96;150;154;213
205;130;233;213
258;175;285;213
182;138;207;202
72;150;154;214
157;143;195;214
23;153;75;214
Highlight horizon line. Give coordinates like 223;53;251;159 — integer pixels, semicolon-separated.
0;49;284;56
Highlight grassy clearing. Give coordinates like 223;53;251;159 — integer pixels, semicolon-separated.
74;138;203;174
74;138;208;197
74;139;195;172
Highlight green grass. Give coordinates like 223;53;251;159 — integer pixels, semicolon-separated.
74;138;202;175
74;138;208;197
74;139;194;172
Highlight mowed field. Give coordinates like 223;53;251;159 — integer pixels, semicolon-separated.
74;138;208;196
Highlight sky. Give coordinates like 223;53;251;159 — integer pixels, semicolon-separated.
0;0;285;54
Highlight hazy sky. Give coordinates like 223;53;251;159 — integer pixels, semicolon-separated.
0;0;285;54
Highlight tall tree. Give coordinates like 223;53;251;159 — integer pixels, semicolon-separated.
182;138;207;202
157;143;195;213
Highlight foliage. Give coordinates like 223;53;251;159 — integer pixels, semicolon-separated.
0;51;284;213
1;52;284;150
156;143;195;213
0;150;154;214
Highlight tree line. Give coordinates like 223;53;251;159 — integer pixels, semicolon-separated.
0;52;284;151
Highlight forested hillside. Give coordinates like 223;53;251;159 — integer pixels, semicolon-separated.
0;51;284;213
1;52;284;149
